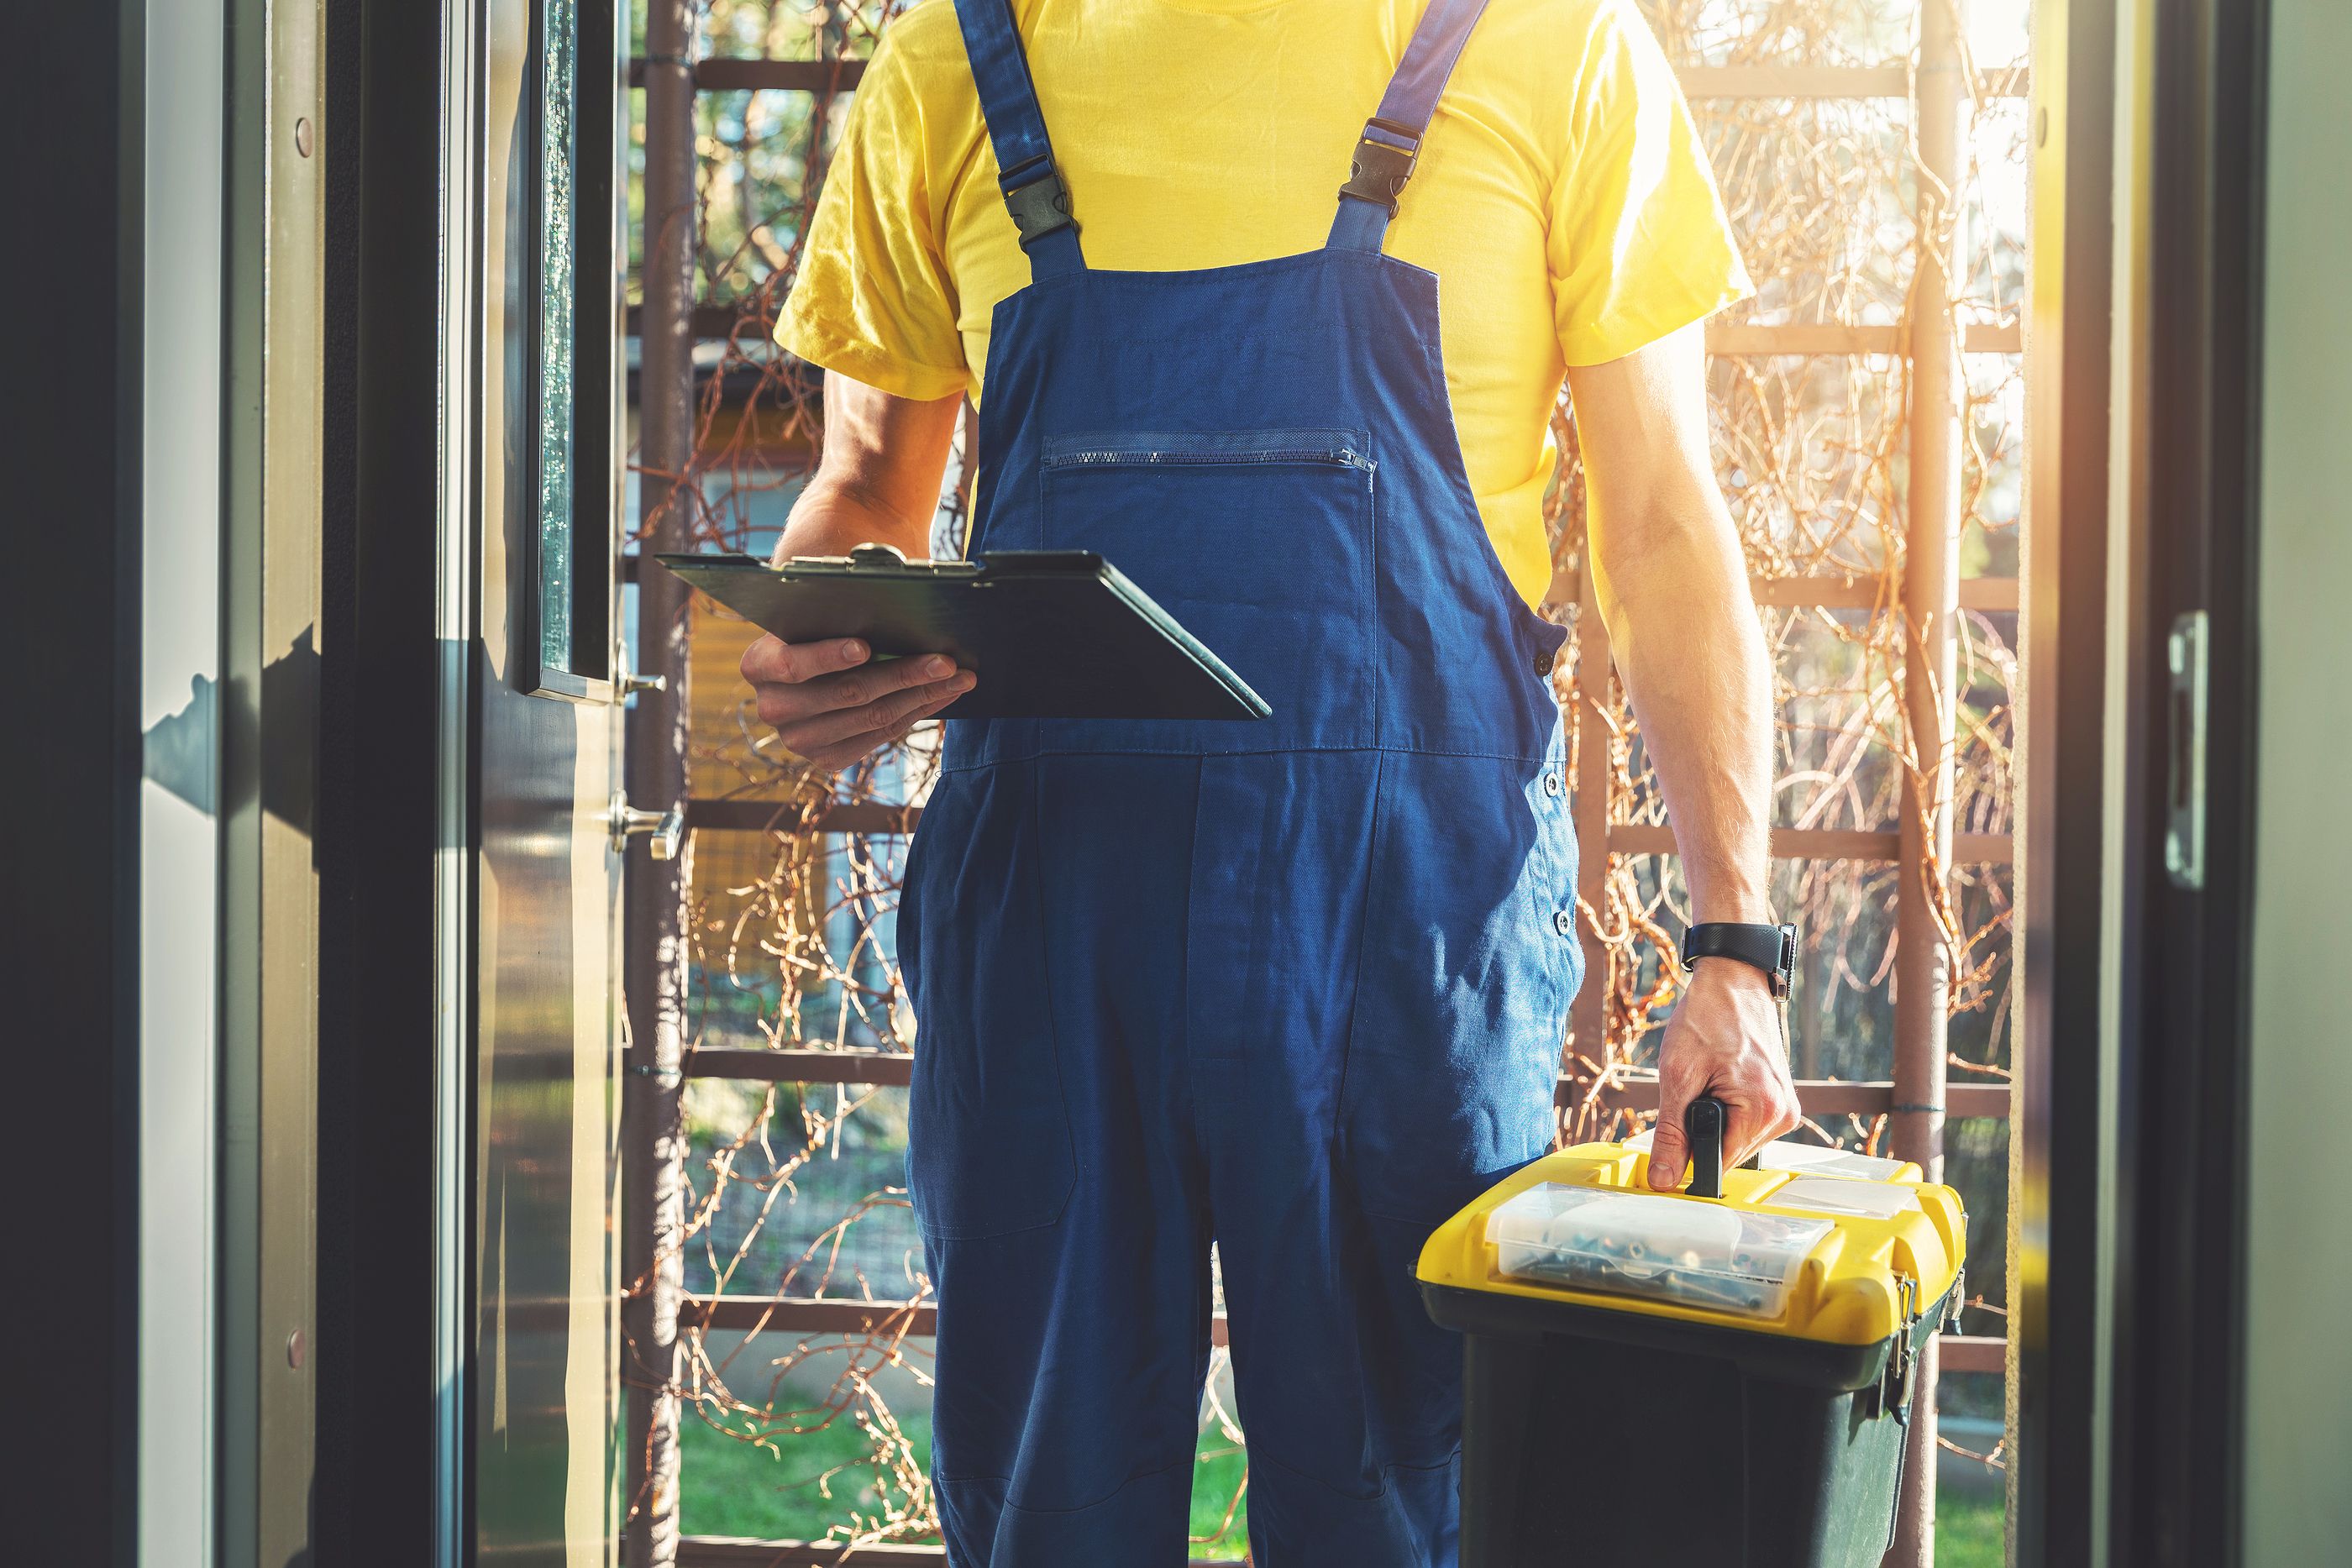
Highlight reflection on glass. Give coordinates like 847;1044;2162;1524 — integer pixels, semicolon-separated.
538;0;577;673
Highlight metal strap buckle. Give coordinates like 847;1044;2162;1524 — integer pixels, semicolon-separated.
1338;131;1418;216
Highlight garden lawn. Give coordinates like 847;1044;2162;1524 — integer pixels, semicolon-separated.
680;1413;1252;1553
680;1407;936;1544
1935;1490;2006;1568
683;1417;1992;1564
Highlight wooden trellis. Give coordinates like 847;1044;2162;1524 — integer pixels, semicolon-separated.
622;3;2024;1562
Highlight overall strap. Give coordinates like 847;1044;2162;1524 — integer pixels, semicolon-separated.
953;0;1084;279
1328;0;1495;253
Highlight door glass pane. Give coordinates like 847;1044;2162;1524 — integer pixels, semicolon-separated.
538;0;579;675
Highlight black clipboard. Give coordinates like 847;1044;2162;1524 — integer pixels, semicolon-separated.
656;546;1271;721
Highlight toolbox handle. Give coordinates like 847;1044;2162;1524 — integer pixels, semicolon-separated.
1680;1093;1764;1198
1684;1094;1729;1199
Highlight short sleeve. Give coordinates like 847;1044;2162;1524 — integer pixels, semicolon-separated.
775;28;973;401
1548;0;1752;367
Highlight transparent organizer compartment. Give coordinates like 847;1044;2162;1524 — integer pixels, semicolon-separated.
1765;1176;1921;1219
1485;1184;1833;1319
1753;1141;1912;1183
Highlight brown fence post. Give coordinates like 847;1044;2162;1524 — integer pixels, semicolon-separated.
1889;0;1969;1561
625;1;698;1562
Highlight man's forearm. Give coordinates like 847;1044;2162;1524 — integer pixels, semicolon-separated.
769;370;962;564
1569;327;1774;928
772;471;935;563
1592;491;1774;926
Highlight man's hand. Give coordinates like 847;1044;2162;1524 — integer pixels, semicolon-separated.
1644;958;1802;1190
741;637;975;771
740;371;968;770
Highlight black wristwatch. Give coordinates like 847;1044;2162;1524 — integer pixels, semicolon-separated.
1680;921;1798;999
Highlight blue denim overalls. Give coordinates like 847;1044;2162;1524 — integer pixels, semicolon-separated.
897;2;1581;1560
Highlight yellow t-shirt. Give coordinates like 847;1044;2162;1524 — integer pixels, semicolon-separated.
778;0;1750;605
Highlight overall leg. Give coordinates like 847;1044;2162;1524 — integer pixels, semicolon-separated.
1208;753;1577;1568
903;757;1214;1565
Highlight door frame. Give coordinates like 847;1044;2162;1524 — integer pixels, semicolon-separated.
430;0;486;1557
312;0;457;1562
16;3;148;1556
2019;1;2270;1563
2100;0;2270;1561
2015;0;2120;1559
315;0;630;1561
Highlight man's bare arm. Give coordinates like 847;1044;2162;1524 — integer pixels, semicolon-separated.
774;370;962;560
740;371;974;769
1567;323;1800;1185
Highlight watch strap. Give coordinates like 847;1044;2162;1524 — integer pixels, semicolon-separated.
1681;921;1798;998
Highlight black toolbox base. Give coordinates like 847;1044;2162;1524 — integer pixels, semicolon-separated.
1426;1282;1947;1568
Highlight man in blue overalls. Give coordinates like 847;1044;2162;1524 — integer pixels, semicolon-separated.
744;1;1802;1560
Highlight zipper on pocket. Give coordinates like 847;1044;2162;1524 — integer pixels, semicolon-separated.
1041;429;1375;475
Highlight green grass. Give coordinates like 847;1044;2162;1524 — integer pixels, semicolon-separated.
1188;1432;1250;1555
1935;1489;2006;1568
682;1411;1251;1553
680;1405;937;1544
685;1414;1992;1565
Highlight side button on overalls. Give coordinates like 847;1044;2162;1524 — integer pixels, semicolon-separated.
895;3;1582;1561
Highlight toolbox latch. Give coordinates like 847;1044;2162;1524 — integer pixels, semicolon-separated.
1883;1273;1921;1424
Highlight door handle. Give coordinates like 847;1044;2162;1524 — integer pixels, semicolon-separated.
2164;611;2208;890
609;791;685;859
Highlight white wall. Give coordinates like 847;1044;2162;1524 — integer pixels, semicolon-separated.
2243;1;2352;1560
139;0;224;1560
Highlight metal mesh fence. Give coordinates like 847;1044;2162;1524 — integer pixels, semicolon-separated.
626;0;2026;1550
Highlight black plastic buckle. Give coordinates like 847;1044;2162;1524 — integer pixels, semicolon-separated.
1338;128;1418;216
1000;159;1077;249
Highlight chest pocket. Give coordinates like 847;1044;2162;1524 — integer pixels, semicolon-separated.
1037;429;1378;753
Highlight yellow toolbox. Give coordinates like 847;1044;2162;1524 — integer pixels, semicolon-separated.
1417;1098;1966;1567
